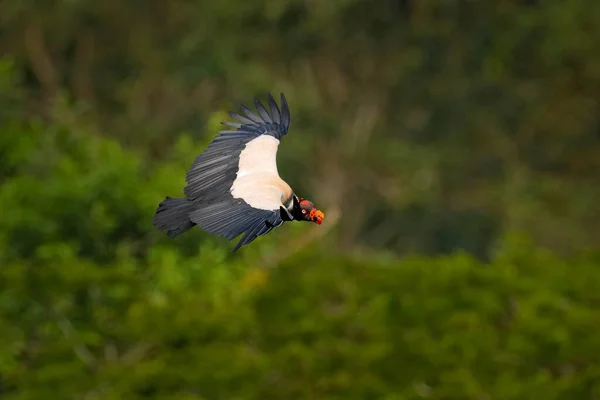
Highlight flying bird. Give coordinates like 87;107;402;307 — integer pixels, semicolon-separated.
153;92;325;251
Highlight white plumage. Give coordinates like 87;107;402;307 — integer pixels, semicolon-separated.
231;135;293;211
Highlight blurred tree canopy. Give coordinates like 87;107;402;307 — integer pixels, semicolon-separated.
1;0;599;256
1;0;600;398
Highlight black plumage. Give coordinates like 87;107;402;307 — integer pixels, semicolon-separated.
153;92;294;251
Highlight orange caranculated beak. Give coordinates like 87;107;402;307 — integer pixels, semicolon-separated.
309;209;325;225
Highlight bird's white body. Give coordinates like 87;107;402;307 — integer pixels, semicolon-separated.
231;135;293;211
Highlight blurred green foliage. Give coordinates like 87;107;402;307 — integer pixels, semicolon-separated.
1;0;599;256
1;0;600;398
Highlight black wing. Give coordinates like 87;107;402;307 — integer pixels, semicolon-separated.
183;92;291;251
189;199;284;252
184;92;290;201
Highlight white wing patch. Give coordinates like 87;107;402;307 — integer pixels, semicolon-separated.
231;135;292;211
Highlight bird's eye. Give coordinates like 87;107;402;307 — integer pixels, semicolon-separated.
302;210;307;214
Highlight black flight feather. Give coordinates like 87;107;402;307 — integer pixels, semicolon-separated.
228;111;255;125
254;97;273;123
240;104;264;124
220;121;243;129
280;93;290;128
267;92;281;124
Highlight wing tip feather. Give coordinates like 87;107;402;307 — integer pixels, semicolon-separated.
279;92;290;129
220;92;290;139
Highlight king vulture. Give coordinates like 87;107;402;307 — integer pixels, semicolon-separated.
153;92;325;251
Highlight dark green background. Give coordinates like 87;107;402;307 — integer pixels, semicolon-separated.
1;1;599;398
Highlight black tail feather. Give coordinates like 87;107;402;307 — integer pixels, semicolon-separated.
153;197;195;238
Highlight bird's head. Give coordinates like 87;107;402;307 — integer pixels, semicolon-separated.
293;196;324;225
